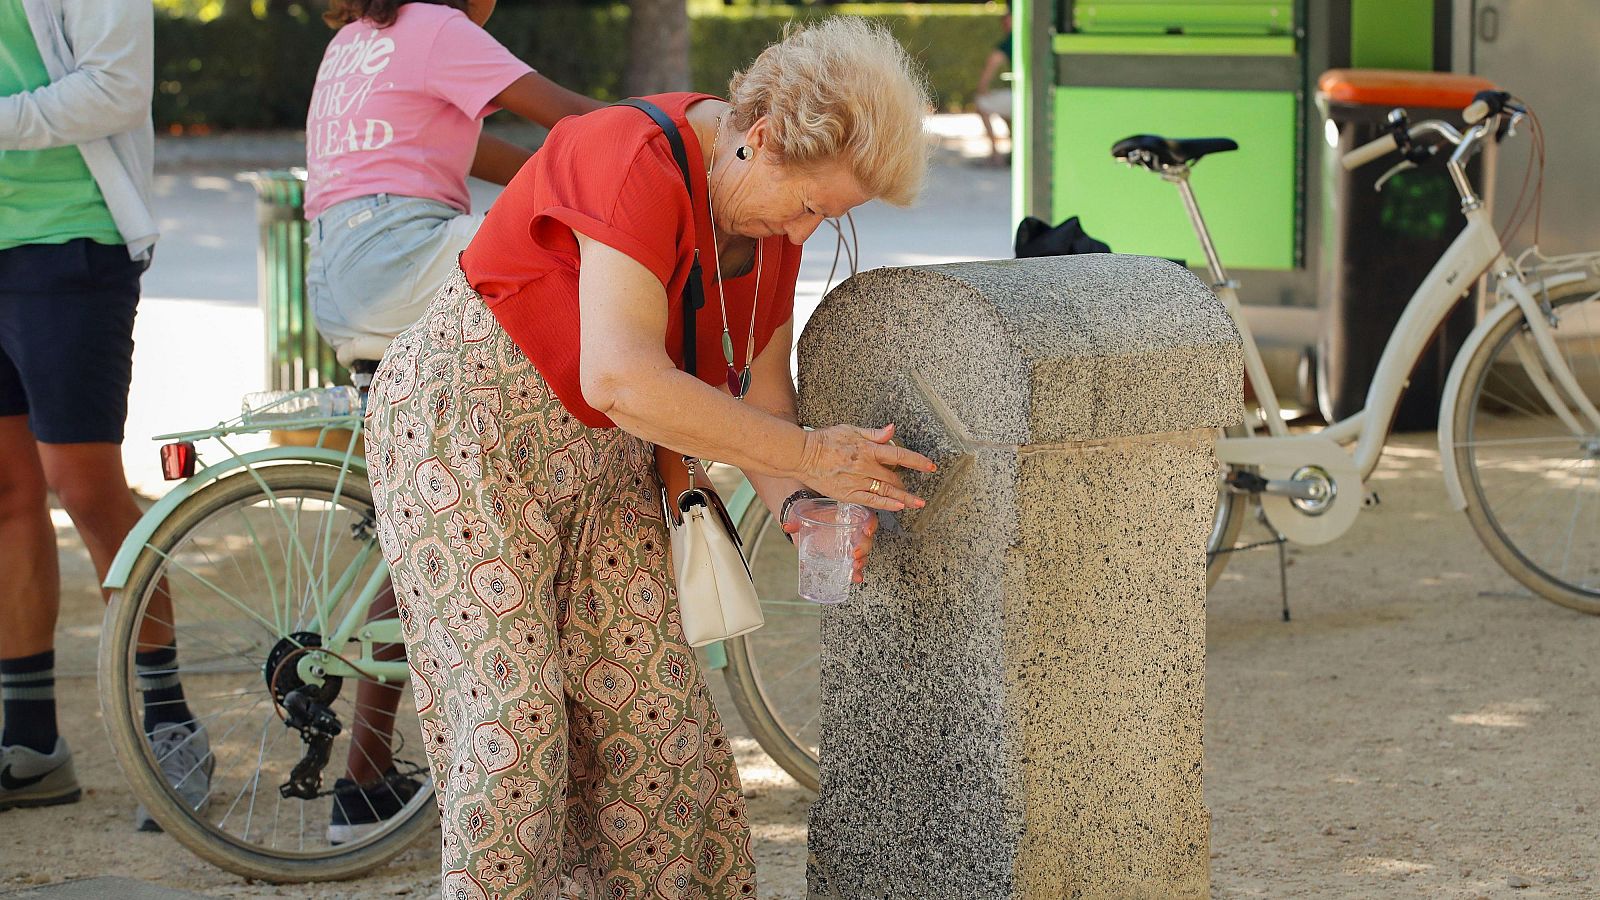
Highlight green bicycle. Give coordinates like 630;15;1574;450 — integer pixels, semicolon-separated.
98;387;435;882
97;385;819;881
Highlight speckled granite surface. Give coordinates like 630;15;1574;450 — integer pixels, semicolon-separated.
797;256;1241;899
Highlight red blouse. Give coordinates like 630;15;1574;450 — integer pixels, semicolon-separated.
462;92;801;429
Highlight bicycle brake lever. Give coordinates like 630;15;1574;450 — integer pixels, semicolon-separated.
1497;111;1520;142
1373;159;1416;192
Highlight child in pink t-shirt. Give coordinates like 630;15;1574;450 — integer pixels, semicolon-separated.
301;0;599;846
305;0;600;365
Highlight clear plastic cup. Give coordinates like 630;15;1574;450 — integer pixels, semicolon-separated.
792;498;871;604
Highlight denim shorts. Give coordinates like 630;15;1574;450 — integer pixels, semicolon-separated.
0;239;145;444
307;194;482;360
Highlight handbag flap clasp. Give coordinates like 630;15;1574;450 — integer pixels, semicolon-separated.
672;487;745;551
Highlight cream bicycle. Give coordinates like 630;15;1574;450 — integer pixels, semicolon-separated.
723;90;1600;797
1111;88;1600;609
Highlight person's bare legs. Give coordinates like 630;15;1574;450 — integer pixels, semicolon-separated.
978;110;1005;166
346;583;402;786
36;441;173;650
0;416;58;664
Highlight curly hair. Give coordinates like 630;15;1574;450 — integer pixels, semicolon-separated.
727;18;932;206
323;0;469;29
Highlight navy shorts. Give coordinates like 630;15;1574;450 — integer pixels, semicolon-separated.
0;239;145;444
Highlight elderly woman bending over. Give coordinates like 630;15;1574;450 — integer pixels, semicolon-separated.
366;18;935;898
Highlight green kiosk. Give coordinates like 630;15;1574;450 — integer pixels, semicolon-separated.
1013;0;1461;420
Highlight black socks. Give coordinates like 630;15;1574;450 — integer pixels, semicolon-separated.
1;650;58;753
3;647;195;749
135;646;196;735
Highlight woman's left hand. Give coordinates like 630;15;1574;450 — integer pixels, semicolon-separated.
782;510;880;583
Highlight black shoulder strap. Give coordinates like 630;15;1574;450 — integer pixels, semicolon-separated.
615;98;704;377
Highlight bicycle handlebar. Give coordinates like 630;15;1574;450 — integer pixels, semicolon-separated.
1342;91;1520;173
1341;132;1400;171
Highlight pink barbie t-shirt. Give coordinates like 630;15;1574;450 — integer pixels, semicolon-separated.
304;3;532;220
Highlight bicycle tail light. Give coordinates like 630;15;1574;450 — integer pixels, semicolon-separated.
160;442;197;480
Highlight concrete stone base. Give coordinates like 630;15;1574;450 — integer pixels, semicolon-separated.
797;257;1240;900
805;432;1214;900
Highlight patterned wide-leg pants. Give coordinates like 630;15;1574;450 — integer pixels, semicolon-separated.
366;268;757;900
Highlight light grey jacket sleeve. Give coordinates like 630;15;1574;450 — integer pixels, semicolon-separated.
0;0;153;150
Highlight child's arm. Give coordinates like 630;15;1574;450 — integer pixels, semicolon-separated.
470;132;533;186
493;73;605;128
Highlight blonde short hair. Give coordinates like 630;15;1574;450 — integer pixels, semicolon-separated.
727;18;932;207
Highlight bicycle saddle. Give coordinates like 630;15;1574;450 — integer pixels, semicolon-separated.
1111;134;1239;169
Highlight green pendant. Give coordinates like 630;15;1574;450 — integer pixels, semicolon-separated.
721;330;735;365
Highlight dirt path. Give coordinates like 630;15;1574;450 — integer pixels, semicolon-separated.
3;432;1597;898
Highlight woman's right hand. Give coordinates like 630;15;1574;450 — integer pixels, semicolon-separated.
796;423;936;512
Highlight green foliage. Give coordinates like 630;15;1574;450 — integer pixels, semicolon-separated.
688;4;1003;109
154;13;330;129
485;5;632;103
152;3;1005;130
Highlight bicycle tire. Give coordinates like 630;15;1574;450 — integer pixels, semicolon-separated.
99;464;436;882
1207;424;1251;587
722;499;820;792
723;436;1247;794
1451;283;1600;614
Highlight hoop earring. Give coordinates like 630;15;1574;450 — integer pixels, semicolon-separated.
735;146;752;161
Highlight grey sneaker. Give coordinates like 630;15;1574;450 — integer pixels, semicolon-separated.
135;721;214;832
0;738;81;811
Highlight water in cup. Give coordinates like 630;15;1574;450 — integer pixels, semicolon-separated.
798;540;854;604
792;498;870;604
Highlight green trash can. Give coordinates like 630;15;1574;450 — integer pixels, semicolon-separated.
242;169;346;392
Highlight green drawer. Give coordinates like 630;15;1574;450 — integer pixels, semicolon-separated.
1072;1;1294;35
1052;86;1297;270
1053;33;1295;56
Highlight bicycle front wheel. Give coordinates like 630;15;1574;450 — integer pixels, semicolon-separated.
1451;283;1600;613
1207;424;1252;587
99;464;436;882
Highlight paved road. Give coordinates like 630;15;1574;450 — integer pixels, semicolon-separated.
124;117;1011;493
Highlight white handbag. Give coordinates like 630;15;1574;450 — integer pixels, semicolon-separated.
661;460;765;648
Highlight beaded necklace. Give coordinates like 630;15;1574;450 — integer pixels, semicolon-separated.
706;121;761;399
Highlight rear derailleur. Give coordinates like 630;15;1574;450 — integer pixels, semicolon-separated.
266;632;345;800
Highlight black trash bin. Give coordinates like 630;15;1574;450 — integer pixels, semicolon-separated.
1316;69;1496;431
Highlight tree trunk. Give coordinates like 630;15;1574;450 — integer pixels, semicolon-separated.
220;0;254;19
623;0;691;95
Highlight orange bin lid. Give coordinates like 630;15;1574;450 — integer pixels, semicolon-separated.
1318;69;1497;108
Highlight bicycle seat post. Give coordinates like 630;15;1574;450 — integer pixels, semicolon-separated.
1168;168;1233;291
349;360;379;414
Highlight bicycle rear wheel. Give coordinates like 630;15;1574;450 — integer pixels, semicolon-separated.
1451;284;1600;613
722;500;820;792
99;464;436;882
1208;424;1251;586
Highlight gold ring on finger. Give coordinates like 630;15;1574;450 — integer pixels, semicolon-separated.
869;478;883;495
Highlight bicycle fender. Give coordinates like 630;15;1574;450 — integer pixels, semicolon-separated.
725;477;758;522
1437;299;1521;513
103;447;367;591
